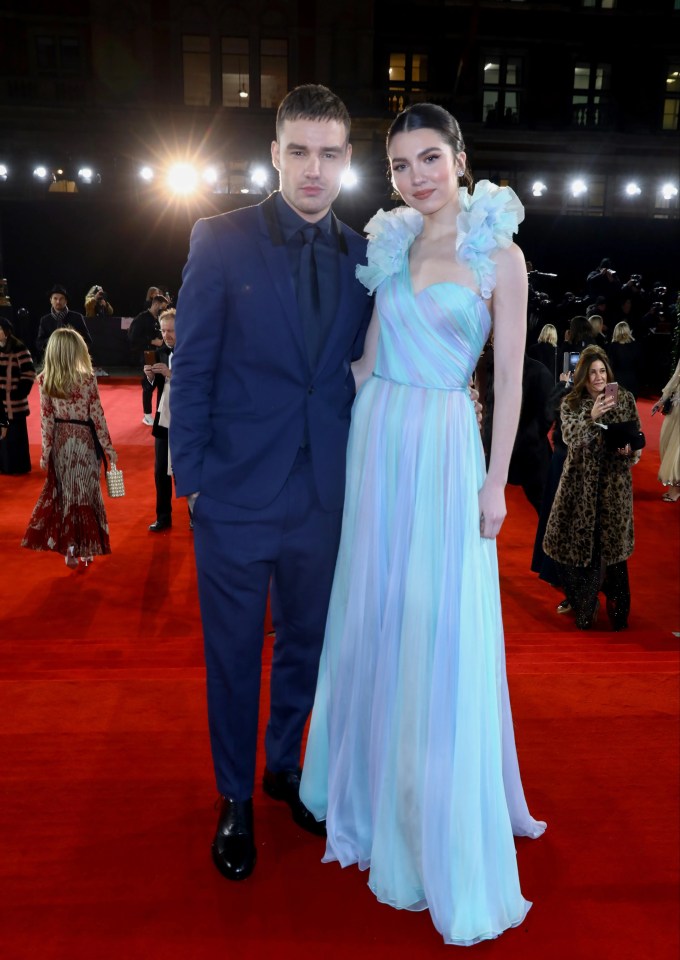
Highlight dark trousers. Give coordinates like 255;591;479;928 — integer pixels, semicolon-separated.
191;448;343;800
154;436;173;523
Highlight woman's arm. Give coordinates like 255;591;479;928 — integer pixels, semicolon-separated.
351;305;380;392
478;243;527;539
88;378;117;464
39;386;54;470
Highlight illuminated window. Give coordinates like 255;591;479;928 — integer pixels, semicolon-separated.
582;0;616;7
482;56;522;124
260;39;288;109
572;62;611;128
388;51;429;113
222;38;249;107
183;35;211;106
663;63;680;131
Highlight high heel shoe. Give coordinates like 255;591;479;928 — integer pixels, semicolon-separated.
65;546;78;569
79;556;94;567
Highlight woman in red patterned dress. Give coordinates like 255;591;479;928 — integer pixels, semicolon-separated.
22;327;117;568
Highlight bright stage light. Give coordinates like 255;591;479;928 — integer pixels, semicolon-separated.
203;166;219;186
0;164;7;181
624;182;641;197
167;163;199;195
139;166;154;182
342;168;358;189
661;182;678;200
33;166;49;180
570;178;587;197
78;167;94;184
250;166;269;188
532;181;547;197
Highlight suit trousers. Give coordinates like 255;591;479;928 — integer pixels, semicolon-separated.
191;447;343;800
154;436;173;523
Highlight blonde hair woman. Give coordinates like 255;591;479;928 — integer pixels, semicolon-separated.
528;323;559;380
606;321;641;397
22;328;117;568
611;321;634;343
537;323;558;346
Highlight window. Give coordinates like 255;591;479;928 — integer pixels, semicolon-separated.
482;56;522;124
566;176;606;217
582;0;616;8
222;38;249;107
260;39;287;109
183;35;211;106
35;35;82;74
663;63;680;131
388;51;429;113
572;62;610;128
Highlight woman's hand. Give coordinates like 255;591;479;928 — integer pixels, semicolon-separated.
39;457;47;471
590;391;616;420
651;399;662;416
478;478;507;540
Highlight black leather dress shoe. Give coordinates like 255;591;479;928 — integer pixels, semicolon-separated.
148;520;171;532
262;768;326;837
211;797;256;881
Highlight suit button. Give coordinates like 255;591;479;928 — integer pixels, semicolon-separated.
308;386;315;395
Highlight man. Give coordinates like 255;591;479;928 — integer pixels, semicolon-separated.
36;285;92;358
128;293;169;425
170;85;372;882
143;308;176;532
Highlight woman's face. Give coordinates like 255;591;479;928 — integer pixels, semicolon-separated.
388;128;463;215
586;359;608;399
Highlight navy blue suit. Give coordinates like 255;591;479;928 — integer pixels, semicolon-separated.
170;193;371;800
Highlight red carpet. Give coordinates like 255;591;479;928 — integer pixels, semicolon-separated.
1;383;678;960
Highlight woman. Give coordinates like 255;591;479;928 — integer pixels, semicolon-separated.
84;285;114;318
300;104;545;947
0;316;36;474
607;321;641;398
528;322;559;381
652;359;680;502
543;346;641;630
22;328;117;568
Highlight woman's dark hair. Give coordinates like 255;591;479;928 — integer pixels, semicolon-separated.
386;103;474;190
566;345;614;408
566;315;594;350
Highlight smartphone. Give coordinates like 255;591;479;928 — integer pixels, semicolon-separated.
144;350;157;366
604;382;619;405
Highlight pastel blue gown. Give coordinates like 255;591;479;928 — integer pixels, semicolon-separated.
300;182;546;947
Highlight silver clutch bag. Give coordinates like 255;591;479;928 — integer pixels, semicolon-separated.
106;464;125;497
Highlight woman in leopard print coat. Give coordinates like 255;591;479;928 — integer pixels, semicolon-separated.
543;346;641;631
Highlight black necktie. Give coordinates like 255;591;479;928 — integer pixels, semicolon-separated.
297;225;322;367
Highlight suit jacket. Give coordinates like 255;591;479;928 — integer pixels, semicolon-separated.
144;345;172;440
170;193;372;511
36;310;92;357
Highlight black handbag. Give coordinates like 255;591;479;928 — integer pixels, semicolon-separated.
662;397;672;416
601;420;646;451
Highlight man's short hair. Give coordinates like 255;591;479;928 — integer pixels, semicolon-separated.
159;307;176;324
276;84;351;143
151;295;170;307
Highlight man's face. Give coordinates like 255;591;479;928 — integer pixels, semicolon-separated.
151;299;167;317
271;118;351;223
160;319;176;348
50;293;67;312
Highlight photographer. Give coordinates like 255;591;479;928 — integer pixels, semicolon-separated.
586;257;621;309
84;285;114;319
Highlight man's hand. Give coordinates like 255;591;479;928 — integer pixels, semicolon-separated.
150;337;164;347
151;362;170;378
468;382;483;427
143;364;155;383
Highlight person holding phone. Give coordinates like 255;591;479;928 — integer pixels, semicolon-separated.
543;345;641;630
128;293;169;424
143;309;177;532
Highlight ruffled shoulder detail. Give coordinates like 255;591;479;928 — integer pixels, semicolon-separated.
355;206;423;294
456;180;524;299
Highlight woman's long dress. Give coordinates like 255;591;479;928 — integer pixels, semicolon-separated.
300;183;546;947
658;360;680;489
22;374;114;557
